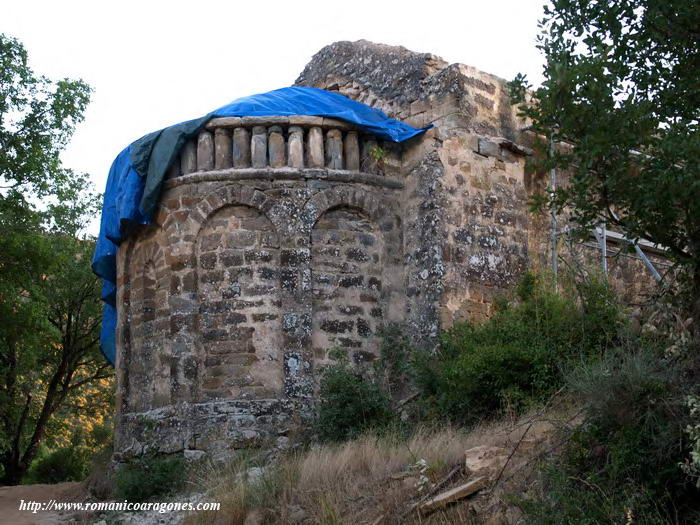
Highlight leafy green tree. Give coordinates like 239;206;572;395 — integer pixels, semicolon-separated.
0;34;111;485
510;1;700;336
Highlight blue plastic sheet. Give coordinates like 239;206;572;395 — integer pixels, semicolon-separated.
92;86;430;365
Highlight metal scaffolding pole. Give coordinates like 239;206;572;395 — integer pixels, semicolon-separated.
549;137;558;285
599;222;608;277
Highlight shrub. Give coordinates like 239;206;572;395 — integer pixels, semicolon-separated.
27;446;90;483
518;347;700;524
114;454;186;501
414;272;625;425
376;323;413;399
316;363;395;442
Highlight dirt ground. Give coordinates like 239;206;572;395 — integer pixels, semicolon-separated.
0;482;83;525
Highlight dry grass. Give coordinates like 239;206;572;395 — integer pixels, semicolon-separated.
184;403;576;525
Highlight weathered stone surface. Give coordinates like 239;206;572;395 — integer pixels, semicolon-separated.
344;131;360;171
307;126;324;168
287;126;304;168
251;126;267;168
324;129;343;169
268;126;286;168
197;131;214;172
180;140;197;174
214;128;232;169
233;127;251;168
296;40;447;109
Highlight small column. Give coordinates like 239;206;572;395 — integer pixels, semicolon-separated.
180;140;197;175
361;136;379;173
214;128;232;169
325;129;343;169
287;126;304;168
344;131;360;171
268;126;286;168
232;128;251;168
166;157;181;178
307;126;324;168
197;131;214;171
251;126;267;168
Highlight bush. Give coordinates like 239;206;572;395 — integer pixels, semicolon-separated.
414;272;624;425
518;347;700;524
376;323;413;399
114;454;186;501
316;363;395;442
27;446;90;483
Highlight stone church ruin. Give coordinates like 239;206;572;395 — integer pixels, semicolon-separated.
113;40;665;460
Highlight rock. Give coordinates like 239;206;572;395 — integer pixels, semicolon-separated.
184;449;206;461
287;504;308;524
244;509;265;525
464;446;509;478
246;466;264;483
484;513;508;525
275;436;290;449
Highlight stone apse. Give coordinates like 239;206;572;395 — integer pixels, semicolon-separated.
114;40;663;460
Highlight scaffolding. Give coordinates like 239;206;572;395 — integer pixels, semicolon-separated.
545;136;663;285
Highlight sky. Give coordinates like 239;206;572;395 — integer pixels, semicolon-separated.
2;0;546;231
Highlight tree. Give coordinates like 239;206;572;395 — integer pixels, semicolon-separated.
0;34;111;484
509;1;700;336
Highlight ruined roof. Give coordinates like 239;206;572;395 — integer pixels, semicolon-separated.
295;40;520;140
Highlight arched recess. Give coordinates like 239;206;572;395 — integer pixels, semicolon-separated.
310;203;385;372
195;202;282;402
121;234;168;412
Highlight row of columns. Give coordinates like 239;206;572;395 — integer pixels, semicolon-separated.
169;125;380;177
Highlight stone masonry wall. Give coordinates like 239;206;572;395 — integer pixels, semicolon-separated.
114;40;666;461
115;172;404;460
297;39;663;330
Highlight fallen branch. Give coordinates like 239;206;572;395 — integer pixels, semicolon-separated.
417;476;488;515
398;464;462;521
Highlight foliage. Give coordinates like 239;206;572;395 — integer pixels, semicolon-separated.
518;348;700;524
0;33;110;485
368;146;386;164
316;361;395;442
414;273;624;425
24;421;112;485
0;34;91;203
681;395;700;488
375;323;413;399
114;454;187;501
26;446;90;484
509;0;700;337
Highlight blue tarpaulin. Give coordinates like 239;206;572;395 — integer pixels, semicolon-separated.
92;86;430;365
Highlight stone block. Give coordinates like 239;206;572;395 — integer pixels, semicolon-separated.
251;126;268;168
214;128;232;169
197;131;214;171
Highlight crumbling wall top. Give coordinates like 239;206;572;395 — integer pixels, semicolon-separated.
295;40;523;140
